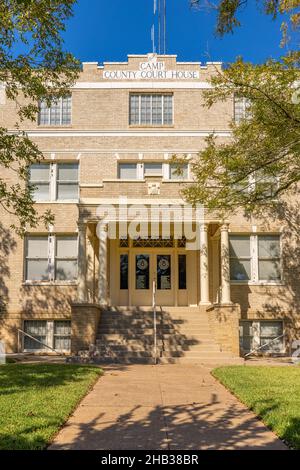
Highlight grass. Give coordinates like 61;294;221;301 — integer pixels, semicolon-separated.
0;363;102;450
212;366;300;449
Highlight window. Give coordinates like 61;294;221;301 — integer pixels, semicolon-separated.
25;236;49;282
39;96;72;126
130;94;173;125
24;321;47;351
25;235;78;282
29;162;79;202
240;320;284;354
234;96;251;124
120;254;129;290
118;163;138;180
178;255;187;290
29;164;50;201
136;255;150;290
144;163;163;177
53;321;71;351
258;236;281;281
24;320;71;352
157;255;171;290
229;236;251;281
255;172;279;199
230;234;282;283
57;163;79;200
118;162;189;180
55;236;78;281
170;163;188;180
260;321;283;353
239;321;253;353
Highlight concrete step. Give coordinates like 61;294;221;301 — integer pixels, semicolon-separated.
95;356;244;365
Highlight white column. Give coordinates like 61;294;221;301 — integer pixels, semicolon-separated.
199;224;210;305
77;222;87;303
220;224;232;304
99;223;108;306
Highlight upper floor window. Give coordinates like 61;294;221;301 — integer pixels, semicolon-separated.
234;96;251;124
38;96;72;126
130;94;173;126
229;234;281;283
170;163;188;180
29;162;79;202
118;163;138;180
118;162;190;181
25;235;78;282
144;163;163;176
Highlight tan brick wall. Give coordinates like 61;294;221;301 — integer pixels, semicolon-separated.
71;303;101;353
207;304;241;356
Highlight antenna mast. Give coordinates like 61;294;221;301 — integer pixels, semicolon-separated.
153;0;167;55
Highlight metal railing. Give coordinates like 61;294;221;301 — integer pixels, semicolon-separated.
17;329;65;356
152;280;157;365
244;334;285;358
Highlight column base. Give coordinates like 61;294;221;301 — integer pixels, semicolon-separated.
199;301;212;306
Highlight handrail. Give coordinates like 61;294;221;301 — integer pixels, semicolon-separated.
17;329;65;356
152;280;157;365
244;334;284;358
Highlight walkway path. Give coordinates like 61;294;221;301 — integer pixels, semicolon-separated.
50;365;287;450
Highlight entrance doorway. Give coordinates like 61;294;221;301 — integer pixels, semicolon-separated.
132;252;174;306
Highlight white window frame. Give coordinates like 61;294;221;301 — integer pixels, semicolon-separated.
38;96;72;126
24;234;78;284
230;233;283;285
234;96;251;123
117;162;191;181
240;320;285;354
23;320;71;353
29;162;79;202
129;94;174;126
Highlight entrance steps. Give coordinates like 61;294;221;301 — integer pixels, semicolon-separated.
95;307;243;365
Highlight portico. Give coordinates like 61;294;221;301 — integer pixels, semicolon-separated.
76;218;232;308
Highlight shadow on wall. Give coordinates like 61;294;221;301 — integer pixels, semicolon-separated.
20;285;77;317
0;222;16;314
258;200;300;344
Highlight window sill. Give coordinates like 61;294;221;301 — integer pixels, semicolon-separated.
33;200;79;204
37;125;73;129
103;179;145;183
23;281;78;287
129;125;174;129
231;281;285;286
103;179;193;183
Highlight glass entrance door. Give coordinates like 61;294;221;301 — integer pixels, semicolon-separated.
131;252;174;306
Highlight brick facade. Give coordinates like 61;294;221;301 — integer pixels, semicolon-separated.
0;54;299;357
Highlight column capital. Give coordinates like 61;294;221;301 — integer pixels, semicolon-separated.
100;223;109;233
198;223;209;232
220;223;230;232
77;221;87;231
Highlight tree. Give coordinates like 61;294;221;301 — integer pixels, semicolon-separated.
0;0;80;234
180;1;300;216
190;1;300;39
180;56;300;216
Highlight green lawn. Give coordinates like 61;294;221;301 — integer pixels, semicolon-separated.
213;366;300;450
0;363;102;450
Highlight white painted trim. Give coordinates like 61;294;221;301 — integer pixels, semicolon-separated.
73;81;212;90
37;149;206;154
80;198;187;205
80;183;104;188
21;130;232;138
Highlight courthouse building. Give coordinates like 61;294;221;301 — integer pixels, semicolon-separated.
0;54;298;363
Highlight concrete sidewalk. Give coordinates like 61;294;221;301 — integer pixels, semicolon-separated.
49;365;287;450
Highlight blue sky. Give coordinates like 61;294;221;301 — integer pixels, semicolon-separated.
62;0;290;65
